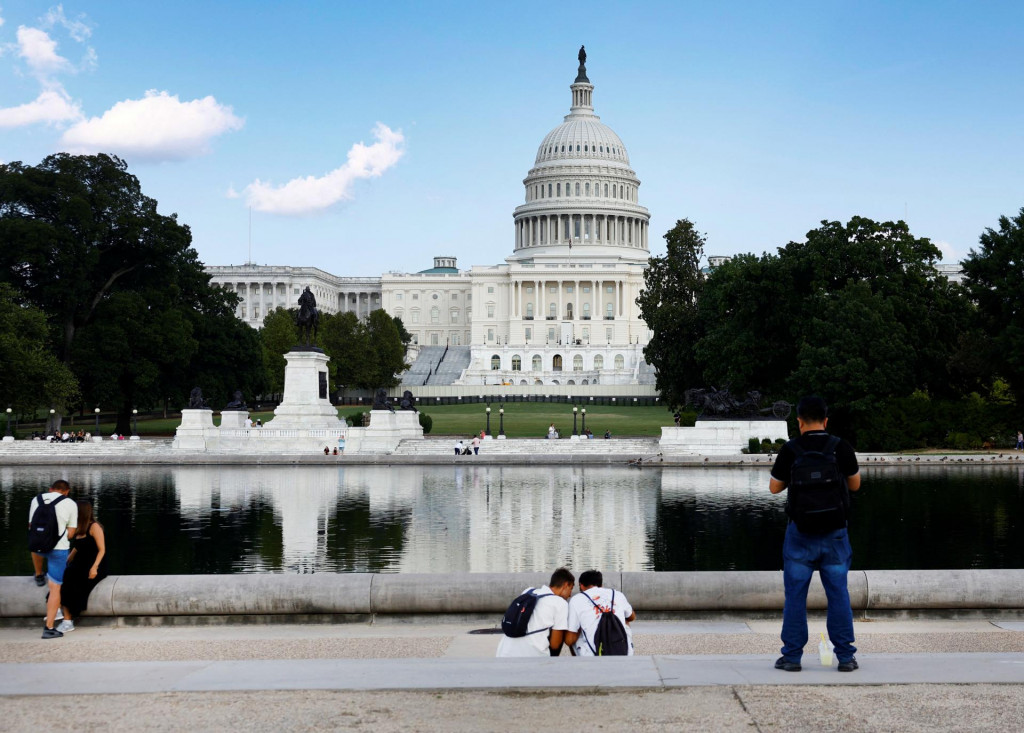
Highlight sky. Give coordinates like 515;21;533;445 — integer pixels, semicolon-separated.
2;1;1022;274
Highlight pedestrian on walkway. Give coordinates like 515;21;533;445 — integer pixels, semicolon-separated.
769;396;861;673
28;479;78;639
471;435;481;455
56;500;108;634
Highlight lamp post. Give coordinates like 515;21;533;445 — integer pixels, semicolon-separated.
573;405;579;436
485;406;492;436
94;406;101;438
4;406;12;439
49;407;55;436
132;408;138;438
581;408;586;435
499;405;505;437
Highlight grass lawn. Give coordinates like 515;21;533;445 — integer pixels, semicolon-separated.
35;406;679;439
404;403;679;438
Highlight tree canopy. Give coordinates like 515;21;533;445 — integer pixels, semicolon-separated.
961;207;1024;402
0;154;264;430
642;216;976;445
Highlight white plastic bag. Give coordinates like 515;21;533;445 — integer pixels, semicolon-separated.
818;632;834;666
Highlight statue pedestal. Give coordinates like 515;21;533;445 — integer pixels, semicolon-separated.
266;349;343;430
345;410;422;453
172;409;215;451
219;410;249;429
660;419;790;455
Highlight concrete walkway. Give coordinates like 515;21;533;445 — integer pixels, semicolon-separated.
2;619;1022;731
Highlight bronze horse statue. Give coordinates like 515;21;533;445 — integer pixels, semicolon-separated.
296;286;320;346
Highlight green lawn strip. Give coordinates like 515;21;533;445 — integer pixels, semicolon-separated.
37;406;675;439
406;403;676;438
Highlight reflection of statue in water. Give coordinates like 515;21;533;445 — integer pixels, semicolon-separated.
575;45;589;83
373;388;394;412
224;390;247;410
399;390;417;411
188;387;209;409
296;286;320;346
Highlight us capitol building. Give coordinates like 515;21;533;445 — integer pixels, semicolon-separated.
208;49;657;387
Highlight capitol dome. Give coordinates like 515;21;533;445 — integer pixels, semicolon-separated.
511;48;650;261
534;118;630;168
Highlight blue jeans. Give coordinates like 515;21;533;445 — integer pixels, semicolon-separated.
781;523;856;663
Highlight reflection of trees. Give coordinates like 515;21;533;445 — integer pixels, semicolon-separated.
649;492;786;572
850;467;1024;570
324;497;410;572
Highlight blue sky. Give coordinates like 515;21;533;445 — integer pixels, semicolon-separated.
2;1;1022;273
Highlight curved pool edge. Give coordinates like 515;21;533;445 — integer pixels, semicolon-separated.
3;570;1023;620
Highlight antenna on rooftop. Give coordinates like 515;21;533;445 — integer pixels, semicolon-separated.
248;206;252;265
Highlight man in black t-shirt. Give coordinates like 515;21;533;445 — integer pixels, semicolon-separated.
769;396;861;673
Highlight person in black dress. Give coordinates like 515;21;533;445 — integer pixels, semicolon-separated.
57;500;107;633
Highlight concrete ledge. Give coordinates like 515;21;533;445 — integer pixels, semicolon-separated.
3;570;1023;619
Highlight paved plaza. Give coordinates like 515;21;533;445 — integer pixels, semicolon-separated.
1;618;1022;731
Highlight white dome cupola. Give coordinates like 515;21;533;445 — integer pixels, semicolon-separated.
511;46;650;262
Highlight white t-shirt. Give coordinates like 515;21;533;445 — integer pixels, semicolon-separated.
495;586;569;657
27;492;79;551
567;587;634;657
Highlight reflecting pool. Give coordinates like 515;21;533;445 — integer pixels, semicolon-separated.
1;464;1021;574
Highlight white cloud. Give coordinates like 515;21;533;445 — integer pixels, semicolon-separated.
225;185;240;199
933;239;962;263
0;87;82;128
59;90;244;161
244;123;405;215
17;25;72;77
43;4;91;43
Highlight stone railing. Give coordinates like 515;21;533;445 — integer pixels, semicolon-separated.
2;570;1022;620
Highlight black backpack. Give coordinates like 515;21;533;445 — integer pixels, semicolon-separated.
501;588;553;638
28;494;68;553
582;589;630;656
785;435;850;534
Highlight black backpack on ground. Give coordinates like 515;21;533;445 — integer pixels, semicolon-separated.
785;435;850;534
501;588;553;638
582;589;630;656
28;494;68;553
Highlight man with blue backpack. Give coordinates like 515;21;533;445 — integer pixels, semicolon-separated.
770;396;861;673
28;479;78;639
496;567;575;657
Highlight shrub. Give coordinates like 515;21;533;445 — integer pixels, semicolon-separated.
419;412;433;434
748;437;761;454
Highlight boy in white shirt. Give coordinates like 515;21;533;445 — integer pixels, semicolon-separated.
496;568;575;657
565;570;637;656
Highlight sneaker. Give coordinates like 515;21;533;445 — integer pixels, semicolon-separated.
34;574;46;587
41;627;63;639
56;620;75;633
42;609;64;622
837;657;859;672
774;656;801;672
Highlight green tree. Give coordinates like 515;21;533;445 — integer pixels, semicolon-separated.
0;154;193;362
319;311;373;393
393;316;413;347
694;216;972;442
961;207;1024;402
0;283;79;421
362;310;409;389
260;308;298;398
636;219;707;408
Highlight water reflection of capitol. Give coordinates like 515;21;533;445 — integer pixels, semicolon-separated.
159;465;796;574
168;466;665;573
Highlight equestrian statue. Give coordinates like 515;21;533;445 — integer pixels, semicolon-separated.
296;286;320;346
